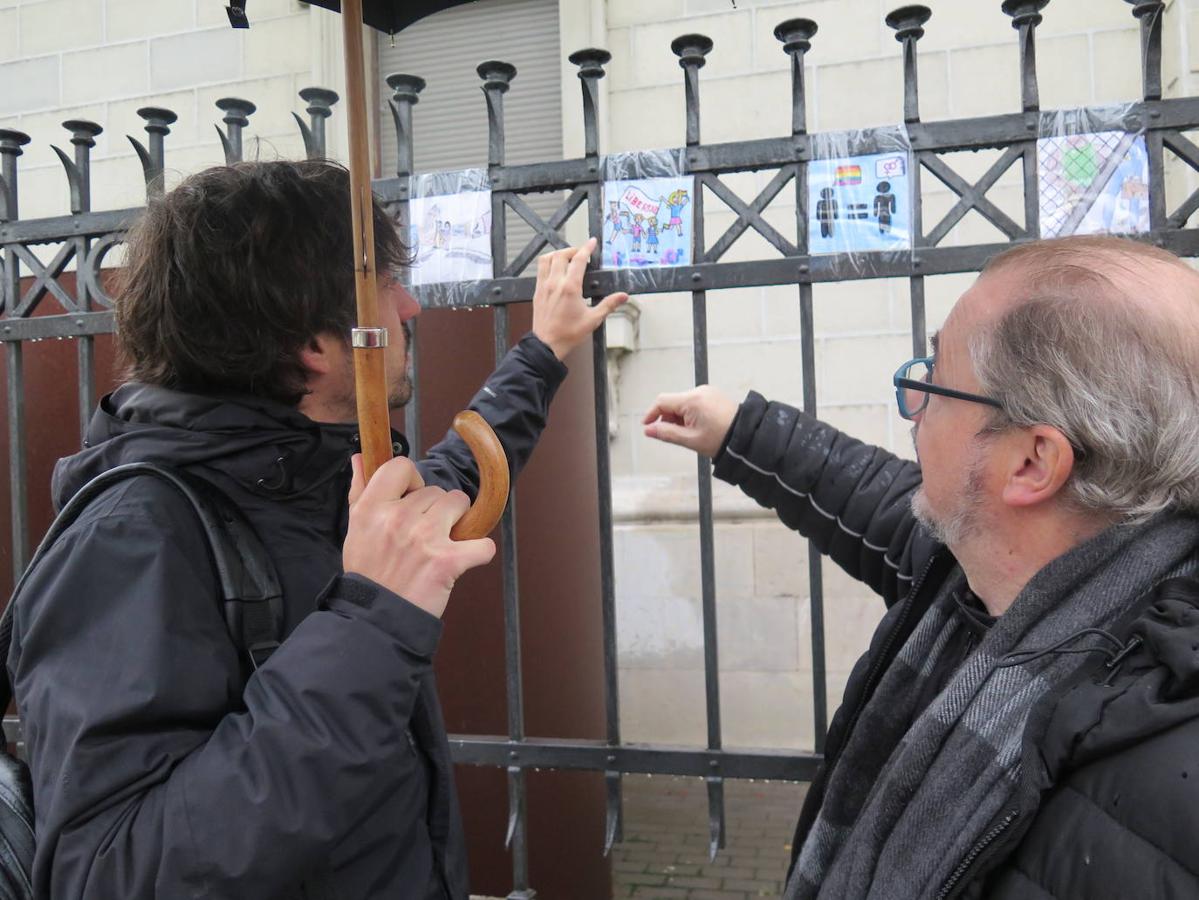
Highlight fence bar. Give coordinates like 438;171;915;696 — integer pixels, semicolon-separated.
797;284;827;751
1003;1;1048;114
388;74;425;457
774;19;815;138
449;736;822;781
1131;2;1169;231
494;303;532;899
886;6;931;124
672;31;726;861
6;342;26;586
0;130;30;584
1128;1;1166;103
569;46;626;857
478;58;534;900
56;120;103;444
775;20;829;754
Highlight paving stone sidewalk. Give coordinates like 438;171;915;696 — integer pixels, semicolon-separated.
610;774;807;900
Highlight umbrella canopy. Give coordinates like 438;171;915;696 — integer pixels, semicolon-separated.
228;0;479;33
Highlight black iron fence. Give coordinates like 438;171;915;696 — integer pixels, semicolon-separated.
2;1;1197;895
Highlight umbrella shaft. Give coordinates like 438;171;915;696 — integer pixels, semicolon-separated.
342;0;393;479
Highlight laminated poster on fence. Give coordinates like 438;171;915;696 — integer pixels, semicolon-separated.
602;176;693;269
807;152;912;255
1038;132;1150;239
407;190;494;285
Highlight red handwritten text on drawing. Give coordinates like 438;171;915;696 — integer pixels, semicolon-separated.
621;186;661;217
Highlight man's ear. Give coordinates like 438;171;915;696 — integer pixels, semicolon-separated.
1000;424;1075;509
298;332;342;377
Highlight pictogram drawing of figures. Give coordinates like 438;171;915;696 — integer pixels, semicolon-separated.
874;181;896;235
817;187;839;239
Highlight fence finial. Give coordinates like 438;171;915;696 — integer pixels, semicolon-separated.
886;6;932;124
128;107;177;198
0;132;32;215
215;98;257;165
774;19;818;137
294;87;339;160
569;49;611;159
386;74;426;178
672;34;713;147
51;121;102;215
478;61;517;168
1002;0;1050;113
1126;0;1166;101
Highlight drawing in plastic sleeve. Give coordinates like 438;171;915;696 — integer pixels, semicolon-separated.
602;176;692;269
408;187;493;285
808;151;911;255
1037;132;1149;238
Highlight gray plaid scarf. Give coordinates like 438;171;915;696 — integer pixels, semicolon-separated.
785;513;1199;900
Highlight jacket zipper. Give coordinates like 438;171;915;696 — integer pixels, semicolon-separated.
936;809;1019;900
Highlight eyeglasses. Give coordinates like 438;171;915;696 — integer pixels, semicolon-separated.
893;356;1003;421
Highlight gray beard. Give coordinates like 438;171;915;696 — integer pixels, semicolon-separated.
909;422;988;547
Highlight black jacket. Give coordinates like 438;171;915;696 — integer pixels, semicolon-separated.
714;392;1199;899
8;333;567;900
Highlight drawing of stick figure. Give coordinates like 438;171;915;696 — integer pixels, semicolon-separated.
631;214;644;252
665;189;690;236
817;187;839;239
646;218;660;255
607;201;624;242
873;181;896;235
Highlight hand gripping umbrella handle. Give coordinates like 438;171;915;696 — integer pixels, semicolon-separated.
448;410;510;540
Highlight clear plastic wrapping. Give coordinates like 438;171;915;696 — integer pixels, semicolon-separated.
405;168;493;302
1037;104;1148;239
806;126;913;273
601;149;693;272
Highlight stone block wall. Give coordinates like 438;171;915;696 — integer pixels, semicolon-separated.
0;0;326;219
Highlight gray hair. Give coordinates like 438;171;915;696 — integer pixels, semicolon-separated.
970;289;1199;522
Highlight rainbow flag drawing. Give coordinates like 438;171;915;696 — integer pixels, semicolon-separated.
835;165;862;186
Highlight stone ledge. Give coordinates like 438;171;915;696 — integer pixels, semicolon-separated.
612;475;771;524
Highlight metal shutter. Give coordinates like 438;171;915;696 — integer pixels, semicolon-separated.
378;0;564;271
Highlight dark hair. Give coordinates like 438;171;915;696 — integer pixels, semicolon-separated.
115;159;409;406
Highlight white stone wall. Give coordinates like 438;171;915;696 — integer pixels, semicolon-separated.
0;0;342;220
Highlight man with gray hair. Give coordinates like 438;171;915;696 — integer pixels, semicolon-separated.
644;235;1199;899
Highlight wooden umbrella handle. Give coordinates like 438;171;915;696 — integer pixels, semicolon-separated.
448;411;510;540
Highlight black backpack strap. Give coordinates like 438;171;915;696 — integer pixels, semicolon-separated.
0;463;283;711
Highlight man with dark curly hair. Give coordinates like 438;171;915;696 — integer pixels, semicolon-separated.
9;159;626;899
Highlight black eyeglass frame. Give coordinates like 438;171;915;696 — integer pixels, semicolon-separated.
893;356;1003;421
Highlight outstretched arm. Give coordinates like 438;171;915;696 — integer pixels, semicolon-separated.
644;386;926;605
418;239;628;494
